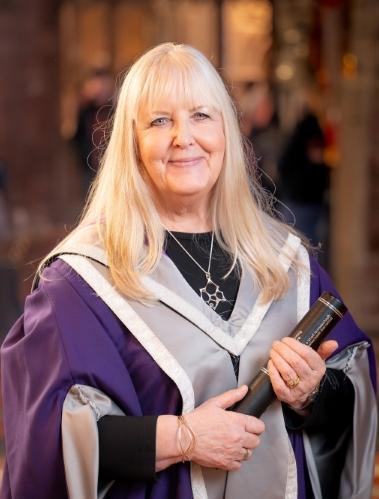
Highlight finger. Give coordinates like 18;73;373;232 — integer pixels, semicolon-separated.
214;385;249;409
269;359;316;408
281;337;324;370
228;461;242;471
244;417;265;435
267;359;292;400
275;338;322;372
270;350;311;381
317;340;338;360
243;433;261;450
239;447;253;461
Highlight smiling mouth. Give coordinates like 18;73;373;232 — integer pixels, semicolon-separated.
168;157;204;166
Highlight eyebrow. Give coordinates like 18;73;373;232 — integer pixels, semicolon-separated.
149;105;216;115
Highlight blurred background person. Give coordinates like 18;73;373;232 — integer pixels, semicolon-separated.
0;161;11;242
72;68;115;197
277;106;330;249
239;82;283;197
0;160;20;341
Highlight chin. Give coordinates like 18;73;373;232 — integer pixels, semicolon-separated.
167;179;210;196
171;184;210;196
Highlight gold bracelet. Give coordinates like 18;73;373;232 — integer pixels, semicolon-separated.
177;415;196;462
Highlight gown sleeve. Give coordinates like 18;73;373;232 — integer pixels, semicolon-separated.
0;286;74;499
1;261;175;499
302;255;377;499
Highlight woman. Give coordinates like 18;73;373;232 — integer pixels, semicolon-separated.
1;43;376;499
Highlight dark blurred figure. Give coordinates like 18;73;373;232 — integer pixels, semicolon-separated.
240;82;283;195
0;161;20;341
0;161;11;241
0;264;20;342
72;69;114;197
277;110;330;247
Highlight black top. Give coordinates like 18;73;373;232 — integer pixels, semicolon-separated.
165;231;239;320
98;232;354;486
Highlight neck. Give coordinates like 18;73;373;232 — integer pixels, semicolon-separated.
162;216;212;233
157;199;212;233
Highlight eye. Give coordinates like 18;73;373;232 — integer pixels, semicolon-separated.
151;117;170;127
193;111;210;120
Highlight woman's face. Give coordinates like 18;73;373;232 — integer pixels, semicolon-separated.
135;95;225;209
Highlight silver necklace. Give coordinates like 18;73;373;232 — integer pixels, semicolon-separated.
166;230;227;310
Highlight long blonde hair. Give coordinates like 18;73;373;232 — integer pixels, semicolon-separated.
42;42;300;303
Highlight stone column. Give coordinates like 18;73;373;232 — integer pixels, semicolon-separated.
152;0;219;63
272;0;314;132
0;0;73;228
223;0;273;83
332;0;379;334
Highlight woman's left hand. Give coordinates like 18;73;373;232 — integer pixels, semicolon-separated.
267;338;338;411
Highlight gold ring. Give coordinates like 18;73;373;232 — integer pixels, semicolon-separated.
285;375;300;389
243;448;249;460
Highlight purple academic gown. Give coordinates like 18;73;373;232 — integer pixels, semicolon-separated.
0;257;376;499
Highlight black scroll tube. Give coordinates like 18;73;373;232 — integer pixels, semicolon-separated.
233;292;347;417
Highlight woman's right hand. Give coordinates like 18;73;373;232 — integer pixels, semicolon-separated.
186;385;265;470
156;385;265;472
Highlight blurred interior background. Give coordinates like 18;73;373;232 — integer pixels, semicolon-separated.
0;0;378;492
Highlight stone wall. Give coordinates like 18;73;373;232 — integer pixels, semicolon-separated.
0;0;80;229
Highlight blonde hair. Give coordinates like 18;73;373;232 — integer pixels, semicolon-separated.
42;42;300;303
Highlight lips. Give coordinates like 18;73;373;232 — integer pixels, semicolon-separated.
168;157;204;166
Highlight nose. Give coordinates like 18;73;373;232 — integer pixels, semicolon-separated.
172;119;194;148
